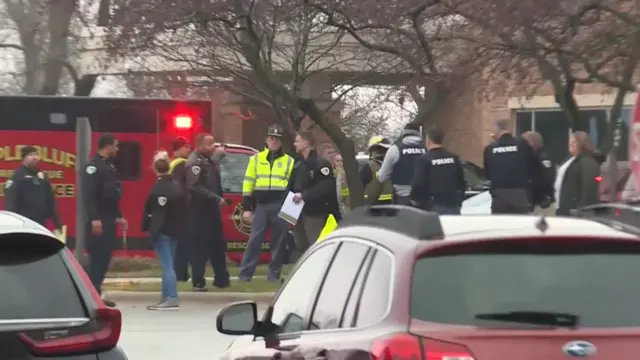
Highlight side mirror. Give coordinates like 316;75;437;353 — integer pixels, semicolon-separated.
216;301;258;335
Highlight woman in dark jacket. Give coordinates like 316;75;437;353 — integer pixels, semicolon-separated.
555;131;603;215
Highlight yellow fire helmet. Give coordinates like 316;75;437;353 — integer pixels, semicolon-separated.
367;135;392;152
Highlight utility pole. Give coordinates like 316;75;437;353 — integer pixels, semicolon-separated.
74;117;92;265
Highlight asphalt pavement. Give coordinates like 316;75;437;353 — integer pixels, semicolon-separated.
116;299;265;360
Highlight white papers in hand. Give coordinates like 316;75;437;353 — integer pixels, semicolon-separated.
278;191;304;225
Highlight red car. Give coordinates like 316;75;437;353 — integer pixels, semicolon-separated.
216;204;640;360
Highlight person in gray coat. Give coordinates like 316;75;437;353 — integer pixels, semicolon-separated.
555;131;603;215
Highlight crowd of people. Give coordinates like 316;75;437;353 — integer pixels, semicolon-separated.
2;118;609;311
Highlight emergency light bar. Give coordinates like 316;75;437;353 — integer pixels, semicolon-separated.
339;205;444;240
173;115;193;129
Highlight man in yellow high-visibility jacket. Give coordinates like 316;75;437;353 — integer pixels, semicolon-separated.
169;136;192;281
238;124;294;283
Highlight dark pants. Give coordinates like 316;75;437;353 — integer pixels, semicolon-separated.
491;188;530;214
189;210;230;288
174;230;190;281
433;204;461;215
393;194;411;206
86;217;117;294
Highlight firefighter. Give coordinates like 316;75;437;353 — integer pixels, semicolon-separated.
410;126;466;214
185;133;229;291
378;123;427;205
292;131;341;249
84;134;127;303
360;135;394;205
483;119;544;214
238;124;294;283
4;145;63;234
169;136;191;282
142;151;187;310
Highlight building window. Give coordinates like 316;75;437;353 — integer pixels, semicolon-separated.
516;107;632;164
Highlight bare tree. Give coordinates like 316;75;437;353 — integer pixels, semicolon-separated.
106;0;404;207
0;0;98;95
306;0;485;127
446;0;640;196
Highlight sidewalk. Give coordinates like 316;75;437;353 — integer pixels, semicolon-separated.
104;275;266;284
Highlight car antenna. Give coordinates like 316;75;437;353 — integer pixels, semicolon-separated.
535;215;549;233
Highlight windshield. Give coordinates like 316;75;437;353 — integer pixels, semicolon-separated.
411;241;640;327
219;152;252;193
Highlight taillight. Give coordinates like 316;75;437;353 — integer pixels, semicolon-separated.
17;249;122;356
371;333;475;360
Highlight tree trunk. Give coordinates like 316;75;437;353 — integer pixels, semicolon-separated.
40;0;76;95
74;75;97;96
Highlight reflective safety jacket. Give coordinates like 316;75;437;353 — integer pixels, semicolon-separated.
169;157;186;173
242;148;294;210
365;160;393;204
316;213;338;243
169;157;188;188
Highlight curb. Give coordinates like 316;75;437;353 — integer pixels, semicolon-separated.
104;290;275;304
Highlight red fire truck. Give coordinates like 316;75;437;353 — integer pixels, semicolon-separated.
0;95;271;263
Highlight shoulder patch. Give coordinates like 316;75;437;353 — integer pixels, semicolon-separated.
191;165;201;175
158;196;167;206
320;166;330;176
37;171;44;179
542;160;552;168
86;165;97;174
4;180;12;189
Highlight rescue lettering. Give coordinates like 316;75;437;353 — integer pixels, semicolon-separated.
402;148;426;155
0;182;75;197
0;145;76;168
432;157;455;166
227;241;270;251
492;145;518;154
0;169;64;179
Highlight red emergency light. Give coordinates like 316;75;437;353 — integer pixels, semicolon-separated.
594;176;603;183
173;115;193;130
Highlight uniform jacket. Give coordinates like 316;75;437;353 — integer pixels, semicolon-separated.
185;151;224;207
530;150;556;207
378;129;425;196
241;147;293;211
141;175;187;239
299;150;341;220
363;160;394;205
4;165;61;228
556;152;602;215
84;154;122;221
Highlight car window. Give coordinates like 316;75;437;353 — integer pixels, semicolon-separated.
411;241;640;327
269;243;337;334
461;161;485;189
219;152;252;193
355;250;393;328
0;243;85;320
310;242;371;330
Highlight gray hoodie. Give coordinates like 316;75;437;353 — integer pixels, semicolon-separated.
377;129;423;197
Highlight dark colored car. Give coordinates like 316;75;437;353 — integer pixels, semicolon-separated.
0;211;126;359
216;204;640;360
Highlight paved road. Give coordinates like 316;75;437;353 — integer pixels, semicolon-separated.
117;299;243;360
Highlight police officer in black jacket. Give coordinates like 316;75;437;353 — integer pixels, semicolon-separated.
410;126;466;214
292;131;341;252
185;133;229;291
522;131;556;215
84;134;127;299
483;119;544;214
142;151;187;310
4;146;63;231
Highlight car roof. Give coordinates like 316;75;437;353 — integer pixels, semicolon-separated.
0;211;57;237
440;215;638;240
215;143;258;153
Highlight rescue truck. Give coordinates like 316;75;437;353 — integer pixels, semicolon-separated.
0;95;271;263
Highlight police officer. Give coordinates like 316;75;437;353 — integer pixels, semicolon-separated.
522;131;556;215
378;123;426;205
4;146;63;233
185;133;229;291
483;119;544;214
292;131;341;252
360;135;394;205
410;126;466;214
169;136;191;281
142;151;187;310
238;124;294;283
84;134;127;301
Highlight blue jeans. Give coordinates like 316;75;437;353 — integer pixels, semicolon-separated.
154;234;178;301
